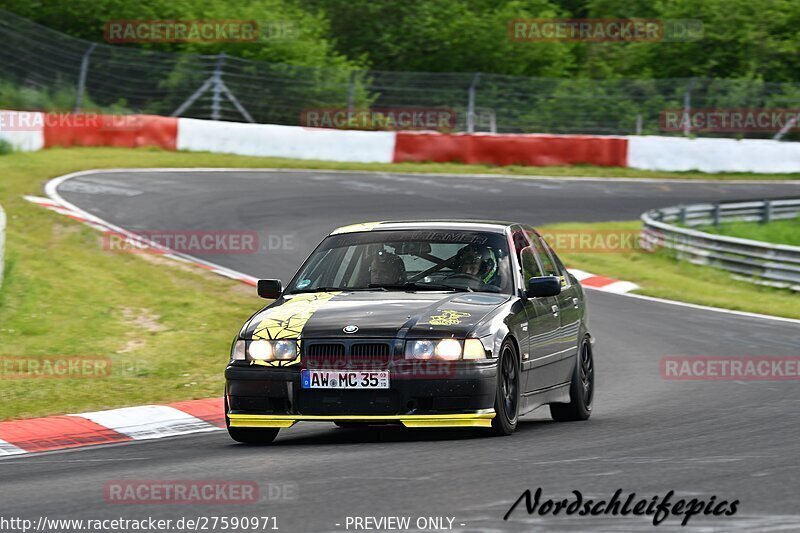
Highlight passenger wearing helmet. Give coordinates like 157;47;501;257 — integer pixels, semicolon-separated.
369;249;406;286
449;244;498;285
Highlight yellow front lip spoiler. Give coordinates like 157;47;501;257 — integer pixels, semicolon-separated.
228;411;495;429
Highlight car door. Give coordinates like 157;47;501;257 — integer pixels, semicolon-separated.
531;230;580;386
513;228;561;394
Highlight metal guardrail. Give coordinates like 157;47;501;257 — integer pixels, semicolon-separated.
0;204;5;288
641;198;800;291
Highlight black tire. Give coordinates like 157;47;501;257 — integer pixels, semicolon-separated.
225;395;280;444
490;339;520;436
550;336;594;422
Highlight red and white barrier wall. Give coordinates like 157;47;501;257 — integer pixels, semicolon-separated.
4;110;800;173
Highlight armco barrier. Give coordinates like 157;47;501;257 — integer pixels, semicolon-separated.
394;131;628;167
0;203;5;289
0;110;44;152
627;136;800;173
641;199;800;290
8;109;800;173
176;118;396;163
44;114;178;150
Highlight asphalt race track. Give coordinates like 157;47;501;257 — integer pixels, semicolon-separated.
4;170;800;532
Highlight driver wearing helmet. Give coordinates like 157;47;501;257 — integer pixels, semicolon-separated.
369;249;406;286
452;244;498;284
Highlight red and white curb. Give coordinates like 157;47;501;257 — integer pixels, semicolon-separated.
0;398;223;456
569;268;640;294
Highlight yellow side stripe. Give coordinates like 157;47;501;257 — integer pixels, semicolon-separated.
228;411;495;429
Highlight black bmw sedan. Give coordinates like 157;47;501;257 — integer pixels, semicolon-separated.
225;221;594;443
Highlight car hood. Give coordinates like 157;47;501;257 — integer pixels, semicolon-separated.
243;290;511;340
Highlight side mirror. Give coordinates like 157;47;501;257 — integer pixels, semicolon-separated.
257;279;282;299
526;276;561;298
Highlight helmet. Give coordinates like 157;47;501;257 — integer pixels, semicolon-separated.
369;250;406;285
454;244;497;283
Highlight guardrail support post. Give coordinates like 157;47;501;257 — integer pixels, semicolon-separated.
467;73;481;133
74;43;97;113
763;200;773;224
712;204;721;226
678;205;687;225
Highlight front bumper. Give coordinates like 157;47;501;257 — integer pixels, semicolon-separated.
228;411;495;428
225;360;497;428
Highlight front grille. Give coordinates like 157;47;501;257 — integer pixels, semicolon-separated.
351;343;390;357
306;343;345;357
302;340;394;370
350;343;391;369
304;343;346;370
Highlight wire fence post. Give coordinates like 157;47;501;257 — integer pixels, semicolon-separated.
682;78;697;137
74;43;97;113
773;115;797;140
171;52;254;123
635;113;643;135
211;53;226;121
467;73;481;133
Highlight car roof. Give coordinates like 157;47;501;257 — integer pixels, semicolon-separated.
330;220;518;235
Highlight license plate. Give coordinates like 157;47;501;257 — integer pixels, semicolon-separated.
301;370;389;389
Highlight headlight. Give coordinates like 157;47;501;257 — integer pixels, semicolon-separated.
463;338;487;360
273;340;298;360
248;340;274;360
435;339;462;361
404;339;484;360
231;340;246;361
246;339;298;361
406;340;436;360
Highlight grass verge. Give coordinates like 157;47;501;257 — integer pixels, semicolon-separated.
0;147;797;420
542;220;800;320
698;217;800;247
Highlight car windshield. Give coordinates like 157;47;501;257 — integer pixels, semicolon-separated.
286;229;513;294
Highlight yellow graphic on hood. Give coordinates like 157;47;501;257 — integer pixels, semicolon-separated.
250;292;340;367
428;310;471;326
